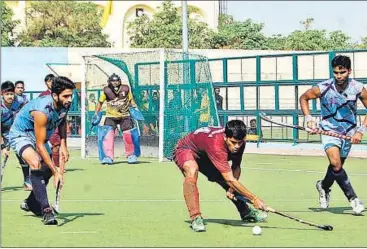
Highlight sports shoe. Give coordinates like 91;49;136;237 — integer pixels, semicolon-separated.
240;206;268;223
316;180;330;209
127;155;137;164
42;207;58;225
101;157;113;165
350;198;365;215
190;216;206;232
20;200;30;212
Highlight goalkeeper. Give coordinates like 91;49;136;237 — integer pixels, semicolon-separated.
92;73;141;164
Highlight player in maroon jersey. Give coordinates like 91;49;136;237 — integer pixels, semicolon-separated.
173;120;268;232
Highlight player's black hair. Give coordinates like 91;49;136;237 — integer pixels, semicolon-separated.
1;81;15;93
331;55;351;70
14;80;24;87
51;76;76;95
225;120;247;140
44;74;55;83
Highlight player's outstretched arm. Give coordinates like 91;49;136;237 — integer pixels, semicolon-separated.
221;170;267;210
226;167;241;199
33;111;60;182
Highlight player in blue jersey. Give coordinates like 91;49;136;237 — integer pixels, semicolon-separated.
1;81;31;190
14;80;29;104
300;55;367;215
9;76;75;225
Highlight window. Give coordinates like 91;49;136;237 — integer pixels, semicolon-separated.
136;8;144;17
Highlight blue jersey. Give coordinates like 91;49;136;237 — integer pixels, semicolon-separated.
17;94;29;104
1;96;26;140
9;95;68;143
318;78;365;136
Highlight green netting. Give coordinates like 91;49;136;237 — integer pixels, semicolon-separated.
84;50;219;159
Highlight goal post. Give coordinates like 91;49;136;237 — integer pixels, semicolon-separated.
81;49;219;161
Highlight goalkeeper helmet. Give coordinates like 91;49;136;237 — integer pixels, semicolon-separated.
108;73;121;83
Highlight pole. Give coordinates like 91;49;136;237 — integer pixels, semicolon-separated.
182;0;188;54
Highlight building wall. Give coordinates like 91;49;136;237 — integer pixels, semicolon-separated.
97;1;219;48
6;1;219;49
3;47;367;111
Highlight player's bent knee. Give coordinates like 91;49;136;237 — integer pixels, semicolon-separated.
27;158;41;170
20;146;41;170
330;162;342;172
182;160;199;177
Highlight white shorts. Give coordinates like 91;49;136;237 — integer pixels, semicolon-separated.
10;135;51;158
321;135;351;158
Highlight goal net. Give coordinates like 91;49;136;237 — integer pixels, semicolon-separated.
81;49;219;161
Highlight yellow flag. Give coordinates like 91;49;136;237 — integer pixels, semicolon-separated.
100;0;113;28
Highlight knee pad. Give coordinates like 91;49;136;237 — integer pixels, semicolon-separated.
122;127;141;157
98;126;115;164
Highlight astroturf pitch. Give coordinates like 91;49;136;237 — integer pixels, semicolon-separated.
1;150;366;247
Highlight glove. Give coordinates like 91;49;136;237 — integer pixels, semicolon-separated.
304;115;318;130
91;112;102;126
129;107;145;121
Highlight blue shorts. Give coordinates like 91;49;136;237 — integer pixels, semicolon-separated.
321;135;351;158
9;135;51;158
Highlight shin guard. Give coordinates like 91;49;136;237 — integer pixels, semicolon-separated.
122;128;141;157
98;126;115;164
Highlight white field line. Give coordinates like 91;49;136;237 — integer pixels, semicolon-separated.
60;231;97;234
245;167;367;176
0;198;355;203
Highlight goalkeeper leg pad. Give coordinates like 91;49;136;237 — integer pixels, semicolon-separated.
123;128;141;163
98;126;115;164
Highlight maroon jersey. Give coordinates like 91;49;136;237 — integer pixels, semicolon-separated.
39;89;51;97
175;127;245;173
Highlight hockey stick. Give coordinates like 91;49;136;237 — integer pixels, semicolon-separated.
52;156;65;214
234;195;333;231
53;179;62;214
85;123;96;157
1;146;10;183
259;112;351;140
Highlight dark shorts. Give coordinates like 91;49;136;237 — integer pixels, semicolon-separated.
104;117;134;131
173;147;224;182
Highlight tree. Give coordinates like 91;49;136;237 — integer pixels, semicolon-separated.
327;30;356;50
1;1;20;46
266;34;287;50
127;1;213;49
278;18;354;51
18;1;110;47
212;14;269;49
359;36;367;49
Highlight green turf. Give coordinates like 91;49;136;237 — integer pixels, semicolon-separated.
1;150;367;247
